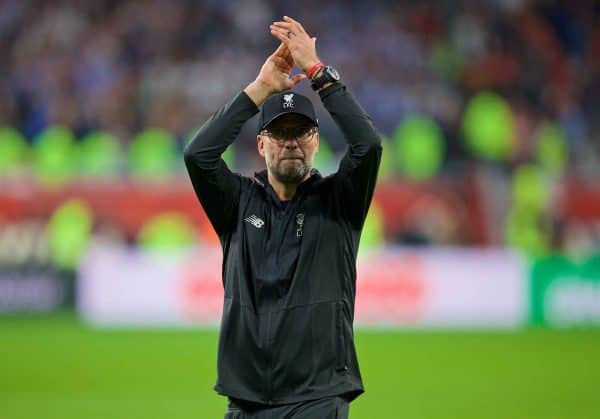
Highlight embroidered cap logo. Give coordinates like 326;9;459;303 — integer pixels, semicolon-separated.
283;93;295;110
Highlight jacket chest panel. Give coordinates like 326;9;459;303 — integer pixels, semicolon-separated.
241;205;306;247
235;191;349;306
241;200;307;284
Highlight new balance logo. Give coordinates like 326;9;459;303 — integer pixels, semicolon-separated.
244;214;264;229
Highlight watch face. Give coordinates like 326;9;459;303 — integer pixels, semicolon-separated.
326;67;340;81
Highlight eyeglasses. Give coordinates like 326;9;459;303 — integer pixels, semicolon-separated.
260;126;317;145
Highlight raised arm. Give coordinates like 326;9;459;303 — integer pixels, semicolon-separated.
322;83;382;227
183;92;257;236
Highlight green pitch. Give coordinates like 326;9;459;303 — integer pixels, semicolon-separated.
1;312;599;419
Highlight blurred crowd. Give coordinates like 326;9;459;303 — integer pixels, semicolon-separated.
1;0;599;173
1;0;600;255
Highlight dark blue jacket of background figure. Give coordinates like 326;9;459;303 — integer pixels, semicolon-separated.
184;82;382;405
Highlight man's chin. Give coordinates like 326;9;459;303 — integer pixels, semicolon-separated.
275;166;308;184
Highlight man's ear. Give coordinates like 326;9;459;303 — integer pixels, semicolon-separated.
257;135;265;157
315;132;320;153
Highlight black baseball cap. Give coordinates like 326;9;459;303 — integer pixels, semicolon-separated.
257;91;318;134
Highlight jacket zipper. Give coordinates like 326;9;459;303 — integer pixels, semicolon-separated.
264;196;302;404
264;208;283;404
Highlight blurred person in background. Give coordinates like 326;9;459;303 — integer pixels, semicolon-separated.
184;16;381;419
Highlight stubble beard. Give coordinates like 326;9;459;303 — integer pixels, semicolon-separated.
270;157;311;184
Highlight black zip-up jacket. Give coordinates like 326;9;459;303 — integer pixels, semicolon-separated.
184;82;382;405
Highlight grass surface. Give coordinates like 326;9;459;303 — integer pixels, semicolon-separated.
1;312;599;419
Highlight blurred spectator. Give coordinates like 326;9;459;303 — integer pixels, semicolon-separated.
0;0;596;166
1;0;599;254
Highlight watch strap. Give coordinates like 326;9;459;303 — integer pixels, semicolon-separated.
311;66;340;91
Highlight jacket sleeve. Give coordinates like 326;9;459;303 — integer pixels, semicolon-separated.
320;82;382;228
183;91;259;236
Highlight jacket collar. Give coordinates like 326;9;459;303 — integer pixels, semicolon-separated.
253;168;322;204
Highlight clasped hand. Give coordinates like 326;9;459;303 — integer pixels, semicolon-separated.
258;16;321;94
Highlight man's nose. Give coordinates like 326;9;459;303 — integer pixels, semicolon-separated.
283;139;299;149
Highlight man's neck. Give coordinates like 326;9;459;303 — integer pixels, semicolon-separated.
267;171;310;202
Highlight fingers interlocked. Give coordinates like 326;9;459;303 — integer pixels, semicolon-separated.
268;16;318;84
271;16;308;42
